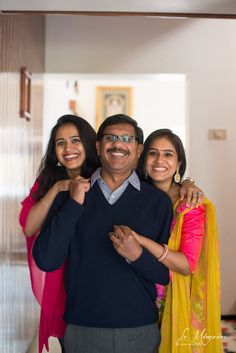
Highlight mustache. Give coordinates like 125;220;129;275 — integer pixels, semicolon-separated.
107;148;129;155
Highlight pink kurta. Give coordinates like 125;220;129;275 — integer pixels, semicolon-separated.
172;202;205;273
19;180;66;353
156;202;205;316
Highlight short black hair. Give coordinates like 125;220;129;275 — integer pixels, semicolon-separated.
97;114;143;144
137;128;186;182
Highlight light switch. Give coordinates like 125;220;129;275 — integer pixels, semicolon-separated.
208;129;227;140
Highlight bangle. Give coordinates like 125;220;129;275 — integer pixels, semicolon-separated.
180;176;195;185
158;244;169;262
41;198;49;208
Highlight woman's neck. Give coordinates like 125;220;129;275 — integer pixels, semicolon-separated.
153;180;180;205
67;168;81;179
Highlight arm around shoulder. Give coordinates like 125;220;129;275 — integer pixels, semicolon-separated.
21;179;71;237
130;191;173;285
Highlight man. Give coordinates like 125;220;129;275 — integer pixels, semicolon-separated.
32;114;174;353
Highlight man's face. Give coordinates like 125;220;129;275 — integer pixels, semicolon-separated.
96;123;143;176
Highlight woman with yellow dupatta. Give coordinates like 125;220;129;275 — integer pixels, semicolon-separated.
114;129;223;353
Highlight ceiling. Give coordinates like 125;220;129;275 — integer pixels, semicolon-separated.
1;0;236;18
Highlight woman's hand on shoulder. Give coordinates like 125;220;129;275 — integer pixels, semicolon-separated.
179;180;204;209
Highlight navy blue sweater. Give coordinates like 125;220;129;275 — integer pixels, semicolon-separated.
33;180;173;328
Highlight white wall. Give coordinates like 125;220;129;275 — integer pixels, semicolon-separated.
43;73;186;150
45;15;236;314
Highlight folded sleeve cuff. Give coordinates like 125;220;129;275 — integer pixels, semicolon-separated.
130;248;170;285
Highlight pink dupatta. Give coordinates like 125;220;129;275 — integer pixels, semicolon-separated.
19;180;66;353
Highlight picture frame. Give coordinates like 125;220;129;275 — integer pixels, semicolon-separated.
20;67;32;121
96;86;133;130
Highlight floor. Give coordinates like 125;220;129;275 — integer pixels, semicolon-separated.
0;260;39;353
26;332;61;353
222;319;236;353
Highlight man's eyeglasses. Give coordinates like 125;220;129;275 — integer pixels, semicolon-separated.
103;134;138;144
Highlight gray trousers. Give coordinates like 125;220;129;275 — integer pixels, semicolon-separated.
64;324;160;353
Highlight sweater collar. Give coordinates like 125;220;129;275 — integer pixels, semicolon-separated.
91;168;140;191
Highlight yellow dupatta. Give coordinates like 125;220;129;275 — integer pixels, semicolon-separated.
159;198;223;353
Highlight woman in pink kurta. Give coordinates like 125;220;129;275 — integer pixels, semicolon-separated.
19;115;99;353
136;129;223;352
20;179;66;353
113;129;223;352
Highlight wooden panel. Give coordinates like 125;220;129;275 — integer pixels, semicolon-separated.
0;14;45;353
0;15;45;72
2;11;236;19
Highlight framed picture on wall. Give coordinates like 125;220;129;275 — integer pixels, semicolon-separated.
96;86;133;130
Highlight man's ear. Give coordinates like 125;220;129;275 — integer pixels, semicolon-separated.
96;141;101;156
137;144;144;158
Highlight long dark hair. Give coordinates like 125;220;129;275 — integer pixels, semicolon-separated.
137;128;186;183
34;114;100;200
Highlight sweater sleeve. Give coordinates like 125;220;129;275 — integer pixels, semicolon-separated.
130;194;173;285
179;204;205;272
33;195;84;272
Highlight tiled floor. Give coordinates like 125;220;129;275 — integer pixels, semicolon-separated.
222;319;236;353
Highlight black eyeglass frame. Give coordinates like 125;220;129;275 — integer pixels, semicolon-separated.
102;134;139;144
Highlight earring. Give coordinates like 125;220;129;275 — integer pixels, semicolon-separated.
174;169;181;183
57;161;62;167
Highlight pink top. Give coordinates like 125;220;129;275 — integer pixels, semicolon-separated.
173;203;205;273
19;180;66;353
156;203;205;301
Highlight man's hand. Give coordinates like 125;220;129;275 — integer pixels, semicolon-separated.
109;225;143;262
69;176;90;205
179;180;204;208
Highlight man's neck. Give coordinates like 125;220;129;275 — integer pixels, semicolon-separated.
100;169;133;191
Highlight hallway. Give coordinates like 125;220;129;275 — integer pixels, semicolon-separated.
1;5;236;353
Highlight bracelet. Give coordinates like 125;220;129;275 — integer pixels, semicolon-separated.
158;244;169;262
180;176;195;185
41;198;49;208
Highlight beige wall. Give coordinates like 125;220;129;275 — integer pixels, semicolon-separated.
45;15;236;314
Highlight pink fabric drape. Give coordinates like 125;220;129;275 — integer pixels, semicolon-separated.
19;181;66;353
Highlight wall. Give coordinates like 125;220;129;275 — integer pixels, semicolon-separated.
45;15;236;314
43;73;186;150
0;0;231;14
0;14;45;353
